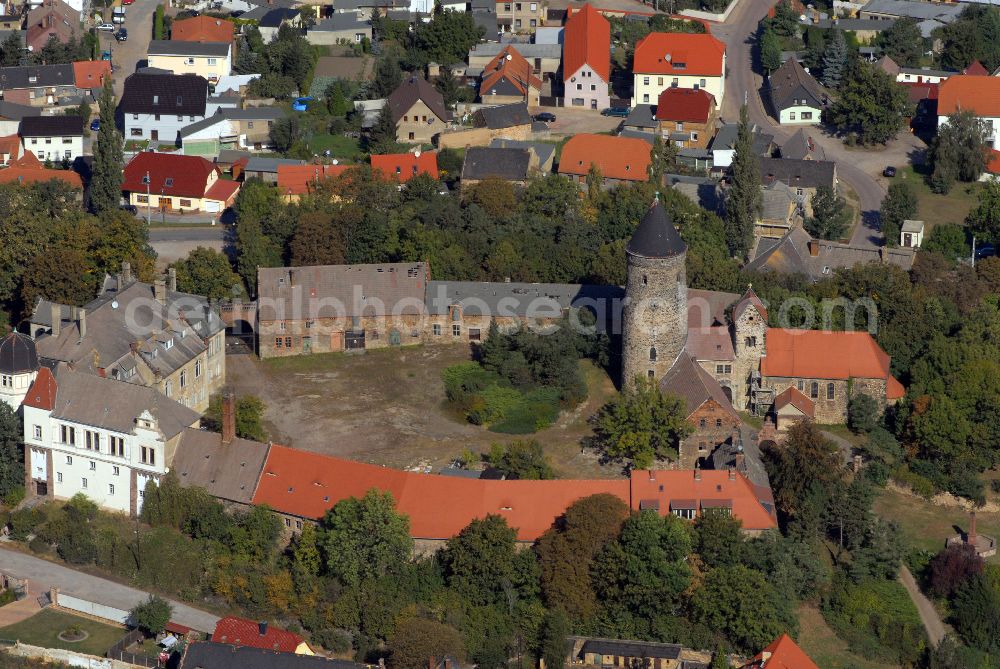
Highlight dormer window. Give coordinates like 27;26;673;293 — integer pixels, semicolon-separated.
176;96;183;105
28;76;36;83
164;177;174;187
163;338;173;349
141;175;150;184
153;95;159;105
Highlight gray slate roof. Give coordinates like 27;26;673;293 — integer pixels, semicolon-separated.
257;6;299;27
579;639;682;661
20;115;84;137
461;146;532;181
474;102;531;129
669;175;723;215
760;156;835;190
120;73;209;117
0;63;75;90
0;100;40;121
148;40;231;56
244;156;305;173
312;13;370;30
0;332;38;375
180;643;363;669
768;57;825;111
780;128;826;161
489;138;555;169
469;42;561;60
425;281;624;319
711;122;774;155
624;104;658;130
626;201;686;258
180;106;284;138
660;354;739;420
760;181;797;222
172;427;270;504
860;0;962;22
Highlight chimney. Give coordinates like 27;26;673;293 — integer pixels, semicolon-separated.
969;511;978;547
728;469;736;481
258;620;268;636
50;303;61;337
222;392;236;445
78;309;86;339
122;261;132;285
648;470;655;481
154;279;166;305
167;268;177;292
288;269;296;286
694;468;701;481
734;452;745;471
807;239;820;257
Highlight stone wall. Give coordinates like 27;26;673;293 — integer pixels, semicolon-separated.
731;300;767;412
765;376;851;423
677;402;740;469
436;123;532;149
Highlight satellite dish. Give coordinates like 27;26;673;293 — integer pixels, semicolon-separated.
506;53;512;61
415;148;421;157
664;53;671;62
332;158;339;165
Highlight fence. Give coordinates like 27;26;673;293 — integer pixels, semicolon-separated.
678;0;739;22
56;593;130;626
106;629;162;669
2;642;136;669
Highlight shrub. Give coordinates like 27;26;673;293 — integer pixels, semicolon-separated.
27;536;50;554
848;393;880;434
7;507;40;541
823;577;927;665
892;466;936;499
929;543;983;599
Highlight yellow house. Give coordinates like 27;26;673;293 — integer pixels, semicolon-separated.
146;40;231;82
123;152;240;214
631;32;726;107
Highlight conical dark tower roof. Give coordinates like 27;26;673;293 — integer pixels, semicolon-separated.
626;200;687;258
0;332;38;375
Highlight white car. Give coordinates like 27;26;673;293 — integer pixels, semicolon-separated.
96;22;115;30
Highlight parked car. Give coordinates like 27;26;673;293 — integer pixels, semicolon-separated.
883;166;897;177
230;9;245;16
292;96;313;111
96;22;115;31
975;244;996;259
101;49;112;60
120;204;137;215
534;112;556;123
601;107;630;117
90;119;100;131
122;0;134;5
115;28;127;41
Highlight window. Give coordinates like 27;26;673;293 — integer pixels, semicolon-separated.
81;478;87;489
657;77;663;86
649;347;657;362
185;57;195;65
89;460;96;471
715;419;722;427
57;472;63;483
643;77;650;86
0;374;9;387
676;122;684;131
504;2;510;9
647;370;655;379
671;78;678;86
285;518;291;527
66;455;72;465
724;364;732;373
132;113;139;120
141;446;155;466
432;323;441;336
642;94;649;103
716;364;725;374
408;132;414;140
699;418;706;428
208;58;217;65
136;195;148;203
789;112;796;121
113;466;120;476
744;336;757;348
285;336;292;348
195;360;202;378
692;132;699;141
177;115;183;122
86;430;100;451
110;437;124;457
452;324;461;336
61;425;75;445
801;112;813;120
295;520;303;530
154;114;160;121
109;484;115;495
827;382;835;400
32;424;42;439
180;370;187;388
275;337;284;348
810;382;819;399
515;19;521;27
131;128;143;137
577;83;581;90
642;274;648;285
530;1;536;8
179;199;192;207
699;78;706;88
164;381;171;397
797;379;804;391
591;84;595;91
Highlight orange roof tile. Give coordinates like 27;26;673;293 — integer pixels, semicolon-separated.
938;75;1000;116
558;133;651;182
251;445;631;541
988;149;1000;174
762;328;894;381
0;153;83;188
73;61;112;89
563;3;611;83
0;134;19;161
887;375;905;400
480;45;542;98
204;178;240;204
171;15;235;43
212;617;305;653
633;32;726;76
276;163;352;196
742;634;819;669
371;151;439;182
655;87;715;123
630;469;777;531
774;386;814;418
22;367;56;410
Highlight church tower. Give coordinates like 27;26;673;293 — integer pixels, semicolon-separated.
621;200;688;391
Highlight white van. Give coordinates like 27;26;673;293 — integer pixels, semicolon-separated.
112;7;125;24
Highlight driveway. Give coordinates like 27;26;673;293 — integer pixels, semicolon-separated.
149;225;229;265
96;0;159;99
899;564;951;647
0;544;220;633
713;0;926;248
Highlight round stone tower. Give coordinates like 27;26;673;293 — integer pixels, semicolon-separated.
0;331;39;411
621;199;688;391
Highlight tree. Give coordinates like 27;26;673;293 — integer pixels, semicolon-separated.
204;394;267;442
649;135;673;185
486;440;555;480
0;32;22;67
952;572;1000;654
0;401;23;505
930;111;989;194
373;56;403;98
434;66;470;107
467;178;517;219
694;510;744;569
269;114;303;155
367;105;398;155
929;543;984;599
759;24;782;74
414;12;485;66
966;180;1000;245
937;5;1000;73
879;182;918;248
388;618;465;669
536;494;629;620
725;105;761;260
154;4;165;40
235;216;282;294
924;223;970;261
20;248;96;309
169;247;243;301
875;17;924;67
90;76;124;215
826;58;908;145
592;377;693;468
586;163;603;202
762;421;843;519
320;490;412;585
289;210;351;266
804;185;851;240
539;608;570;669
441;514;534;607
821;29;849;89
129;595;172;636
770;0;799;38
847;393;879;434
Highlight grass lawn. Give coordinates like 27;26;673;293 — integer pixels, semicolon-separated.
795;605;898;669
0;609;125;656
889;164;982;231
307;133;362;160
875;487;1000;564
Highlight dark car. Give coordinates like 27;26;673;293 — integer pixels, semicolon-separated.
90;119;100;131
975;244;996;259
115;28;127;41
883;166;896;177
534;112;556;123
120;204;138;215
601;107;630;117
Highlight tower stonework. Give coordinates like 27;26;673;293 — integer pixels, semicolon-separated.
621;201;688;391
731;286;768;410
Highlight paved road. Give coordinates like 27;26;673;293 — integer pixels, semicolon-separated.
0;544;220;633
899;564;951;647
713;0;926;248
96;0;158;99
149;226;228;242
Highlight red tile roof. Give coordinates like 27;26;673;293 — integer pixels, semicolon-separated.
171;15;236;43
630;469;777;531
633;32;726;76
22;367;56;410
558;133;651;182
0;151;82;188
371;151;439;182
733;286;767;322
938;75;1000;116
742;634;819;669
122;152;218;199
988;149;1000;175
252;445;631;541
774;386;814;418
901;82;938;104
73;61;112;89
275;163;352;196
480;45;542;98
204;178;240;204
655;87;715;123
0;134;19;163
563;3;611;83
964;60;988;76
761;329;903;396
212;617;305;653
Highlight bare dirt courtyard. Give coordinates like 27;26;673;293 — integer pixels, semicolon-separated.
226;343;624;479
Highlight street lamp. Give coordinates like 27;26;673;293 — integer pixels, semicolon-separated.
160;188;166;225
145;170;151;226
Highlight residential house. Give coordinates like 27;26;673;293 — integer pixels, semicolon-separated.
773;386;813;433
896;66;954;85
0;15;21;31
489;138;555;171
0;332;39;411
779;127;825;160
558;133;652;186
632;32;726;107
938;75;1000;149
22;364;201;514
562;3;610;110
859;0;962;25
371;149;439;182
179;107;285;155
0;132;19;164
461;145;537;186
742;634;819;669
478;45;542;106
212;617;314;655
72;60;111;94
437;101;533;148
471;0;499;41
710;122;774;170
26;0;79;53
171;15;236;45
214;74;260;97
569;637;713;669
655;87;717;149
0;101;40;137
759;156;836;215
468;42;560;78
276;162;351;201
243;156;305;183
385;75;449;144
0;63;78;109
30;265;227;412
178;642;361;669
122;151;240;213
756;180;800;239
147;41;232;83
768;57;825;124
19;114;83;162
306;14;372;46
900;219;924;248
669;174;723;214
622;104;658;138
256;7;301;41
497;0;544;33
0;150;82;187
119;73;210;143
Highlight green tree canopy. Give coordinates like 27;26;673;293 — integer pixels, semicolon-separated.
875;17;924;67
930;111;989;194
725;105;761;259
826;58;908;145
388;617;465;669
320;490;413;585
592;378;693;468
804;185;851;241
129;595;172;636
169;247;243;301
90;76;124;216
879;181;918;248
966;180;1000;245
